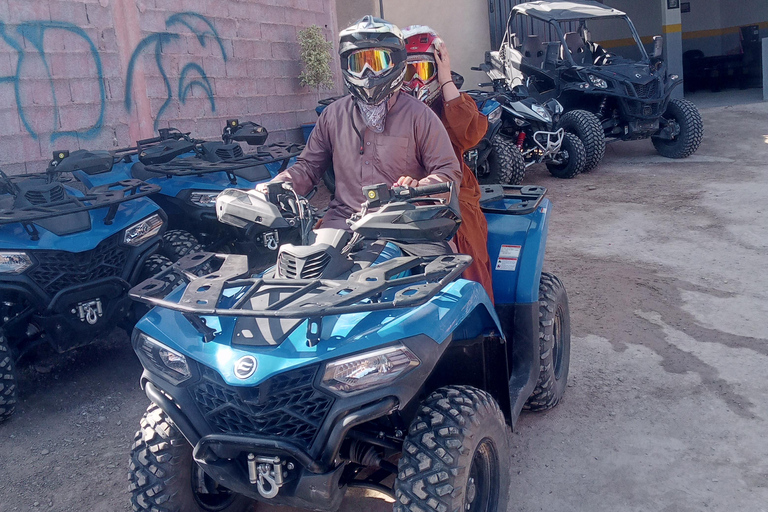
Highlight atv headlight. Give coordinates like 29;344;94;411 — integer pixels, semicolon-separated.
487;106;502;124
134;332;191;384
321;344;420;395
124;214;164;246
189;191;220;207
0;252;33;274
531;104;552;123
588;75;608;89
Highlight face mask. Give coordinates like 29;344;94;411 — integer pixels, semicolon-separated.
356;96;389;133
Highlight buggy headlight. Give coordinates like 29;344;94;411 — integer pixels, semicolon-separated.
124;214;163;246
531;104;552;123
487;106;502;124
0;252;32;274
588;75;608;89
321;345;420;395
189;191;220;207
134;332;191;384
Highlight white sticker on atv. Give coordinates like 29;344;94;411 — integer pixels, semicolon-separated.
496;245;521;271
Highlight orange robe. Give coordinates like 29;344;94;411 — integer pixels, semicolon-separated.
434;93;494;301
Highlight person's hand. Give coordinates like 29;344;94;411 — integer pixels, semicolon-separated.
394;176;420;188
255;182;270;194
434;38;452;85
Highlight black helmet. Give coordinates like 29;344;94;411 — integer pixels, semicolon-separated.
339;16;407;105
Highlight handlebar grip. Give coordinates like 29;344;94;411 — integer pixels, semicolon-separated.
409;182;452;197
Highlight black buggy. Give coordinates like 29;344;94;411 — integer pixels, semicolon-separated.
487;0;704;167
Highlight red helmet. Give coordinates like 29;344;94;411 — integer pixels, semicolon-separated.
401;26;441;105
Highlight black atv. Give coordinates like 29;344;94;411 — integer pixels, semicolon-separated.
488;0;704;166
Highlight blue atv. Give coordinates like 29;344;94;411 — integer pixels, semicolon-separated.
74;121;306;271
0;152;167;423
127;181;571;512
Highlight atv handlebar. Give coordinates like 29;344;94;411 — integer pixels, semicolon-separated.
362;182;452;208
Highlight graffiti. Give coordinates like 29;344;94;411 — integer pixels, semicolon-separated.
125;12;227;131
0;11;226;142
0;20;106;141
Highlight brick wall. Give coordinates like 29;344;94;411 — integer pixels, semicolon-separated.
0;0;342;174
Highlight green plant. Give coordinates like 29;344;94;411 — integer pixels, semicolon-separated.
298;25;334;90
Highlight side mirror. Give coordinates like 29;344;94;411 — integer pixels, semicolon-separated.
451;71;464;90
223;120;269;146
512;84;529;98
652;35;663;58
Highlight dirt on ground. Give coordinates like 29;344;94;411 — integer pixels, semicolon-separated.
1;100;767;512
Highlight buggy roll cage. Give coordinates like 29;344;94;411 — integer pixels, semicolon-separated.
129;251;471;344
504;8;649;68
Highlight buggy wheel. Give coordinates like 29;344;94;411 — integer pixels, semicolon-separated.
546;132;586;179
481;134;526;185
394;386;511;512
557;110;605;172
161;230;203;262
652;99;703;159
0;330;18;423
525;272;571;411
129;403;252;512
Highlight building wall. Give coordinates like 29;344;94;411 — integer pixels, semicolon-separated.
336;0;377;28
0;0;342;174
681;0;768;56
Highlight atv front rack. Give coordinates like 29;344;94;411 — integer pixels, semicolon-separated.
0;179;160;227
130;251;471;343
142;142;304;177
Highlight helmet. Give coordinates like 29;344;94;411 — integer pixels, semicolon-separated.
339;16;407;105
401;25;441;106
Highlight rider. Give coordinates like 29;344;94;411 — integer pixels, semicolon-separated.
259;16;461;251
401;25;494;300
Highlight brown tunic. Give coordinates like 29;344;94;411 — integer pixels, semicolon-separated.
273;92;462;230
434;93;494;301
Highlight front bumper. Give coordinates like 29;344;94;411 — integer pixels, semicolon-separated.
137;334;448;509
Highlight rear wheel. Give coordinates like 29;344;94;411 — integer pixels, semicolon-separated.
0;330;18;423
129;403;252;512
394;386;511;512
481;134;526;185
558;110;605;172
161;230;203;262
525;272;571;411
652;99;704;158
546;132;586;179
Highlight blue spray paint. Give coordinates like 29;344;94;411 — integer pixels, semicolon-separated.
125;12;227;131
0;20;105;141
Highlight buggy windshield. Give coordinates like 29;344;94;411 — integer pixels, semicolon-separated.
559;16;647;65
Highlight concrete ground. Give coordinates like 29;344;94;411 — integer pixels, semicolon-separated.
1;98;767;512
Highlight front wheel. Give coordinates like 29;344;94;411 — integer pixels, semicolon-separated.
652;99;704;158
557;110;605;172
546;132;586;179
525;272;571;411
481;134;526;185
0;330;18;423
161;230;203;262
129;403;253;512
394;386;511;512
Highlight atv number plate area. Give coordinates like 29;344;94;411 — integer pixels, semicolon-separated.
71;298;103;325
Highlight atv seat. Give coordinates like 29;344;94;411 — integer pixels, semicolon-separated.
522;35;544;68
563;32;592;66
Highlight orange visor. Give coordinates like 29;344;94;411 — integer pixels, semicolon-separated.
405;60;437;83
347;49;394;77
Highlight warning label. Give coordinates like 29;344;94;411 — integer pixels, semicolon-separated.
495;245;521;271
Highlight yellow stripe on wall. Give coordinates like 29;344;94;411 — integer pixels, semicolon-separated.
600;21;767;48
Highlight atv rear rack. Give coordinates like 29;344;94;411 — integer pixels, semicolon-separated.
142;142;304;177
0;179;160;227
478;184;547;215
130;251;471;343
